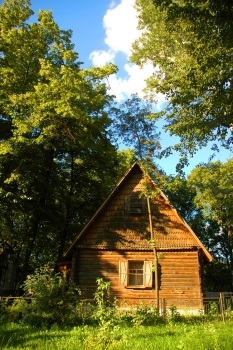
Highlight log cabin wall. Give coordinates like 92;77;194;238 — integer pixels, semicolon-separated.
74;249;203;304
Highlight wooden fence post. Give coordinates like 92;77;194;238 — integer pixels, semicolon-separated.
219;292;225;322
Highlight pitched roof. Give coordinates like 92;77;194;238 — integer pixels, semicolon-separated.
64;162;213;262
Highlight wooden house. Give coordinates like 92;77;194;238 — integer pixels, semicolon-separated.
61;162;213;311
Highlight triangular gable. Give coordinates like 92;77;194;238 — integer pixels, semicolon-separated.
64;162;213;262
63;162;139;257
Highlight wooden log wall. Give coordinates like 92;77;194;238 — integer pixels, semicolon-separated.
73;249;203;306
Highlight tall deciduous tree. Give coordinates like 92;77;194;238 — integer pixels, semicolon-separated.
165;173;232;291
187;159;233;287
131;0;233;166
0;0;118;285
112;94;161;166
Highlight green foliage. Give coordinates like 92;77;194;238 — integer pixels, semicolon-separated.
188;160;233;226
126;302;160;326
112;94;161;163
116;149;136;178
131;0;233;167
1;276;233;349
4;298;29;322
206;302;220;320
20;265;81;327
166;169;233;291
93;278;116;326
0;0;119;284
188;159;233;273
166;304;182;323
92;278;118;348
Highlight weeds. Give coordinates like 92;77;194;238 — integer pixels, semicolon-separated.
1;271;233;350
91;278;120;348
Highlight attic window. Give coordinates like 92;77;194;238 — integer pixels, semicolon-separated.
130;194;142;213
125;193;147;214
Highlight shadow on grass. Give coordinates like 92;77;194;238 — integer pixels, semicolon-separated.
125;323;180;343
0;322;75;349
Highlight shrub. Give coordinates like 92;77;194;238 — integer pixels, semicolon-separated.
91;278;120;347
0;297;30;322
166;305;182;322
21;264;81;327
92;278;117;326
132;303;161;326
206;302;220;320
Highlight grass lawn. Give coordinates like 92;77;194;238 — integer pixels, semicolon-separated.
1;320;233;350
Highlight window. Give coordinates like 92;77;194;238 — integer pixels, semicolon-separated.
130;194;142;213
128;261;144;286
125;192;147;214
119;260;153;288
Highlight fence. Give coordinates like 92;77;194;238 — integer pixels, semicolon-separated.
158;293;233;319
1;293;233;321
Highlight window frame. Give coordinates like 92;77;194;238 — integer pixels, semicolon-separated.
128;261;144;287
129;194;143;214
125;192;147;214
119;260;153;289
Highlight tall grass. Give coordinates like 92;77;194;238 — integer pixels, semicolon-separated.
1;275;233;349
0;320;233;350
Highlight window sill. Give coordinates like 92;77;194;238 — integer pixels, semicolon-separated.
125;286;151;290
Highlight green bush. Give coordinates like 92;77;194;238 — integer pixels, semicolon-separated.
130;303;161;326
0;298;30;322
206;302;220;320
21;265;81;327
91;278;120;347
166;304;182;322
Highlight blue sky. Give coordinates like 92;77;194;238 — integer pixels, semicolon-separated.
30;0;111;67
3;0;233;174
30;0;155;102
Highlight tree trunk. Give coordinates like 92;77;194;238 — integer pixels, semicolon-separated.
55;150;75;270
18;215;41;289
147;197;159;309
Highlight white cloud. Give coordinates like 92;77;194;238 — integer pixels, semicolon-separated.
107;62;165;105
103;0;139;56
89;50;115;67
89;0;165;103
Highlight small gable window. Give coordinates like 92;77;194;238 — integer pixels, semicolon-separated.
125;193;147;214
130;194;142;213
119;260;153;288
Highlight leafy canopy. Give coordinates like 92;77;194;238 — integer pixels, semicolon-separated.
0;0;119;281
188;159;233;270
131;0;233;166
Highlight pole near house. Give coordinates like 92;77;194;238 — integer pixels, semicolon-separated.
147;196;159;309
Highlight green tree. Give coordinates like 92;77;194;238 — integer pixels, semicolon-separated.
115;149;136;178
0;0;119;286
165;175;216;258
112;94;161;164
166;173;232;291
131;0;233;166
166;175;203;226
187;159;233;286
